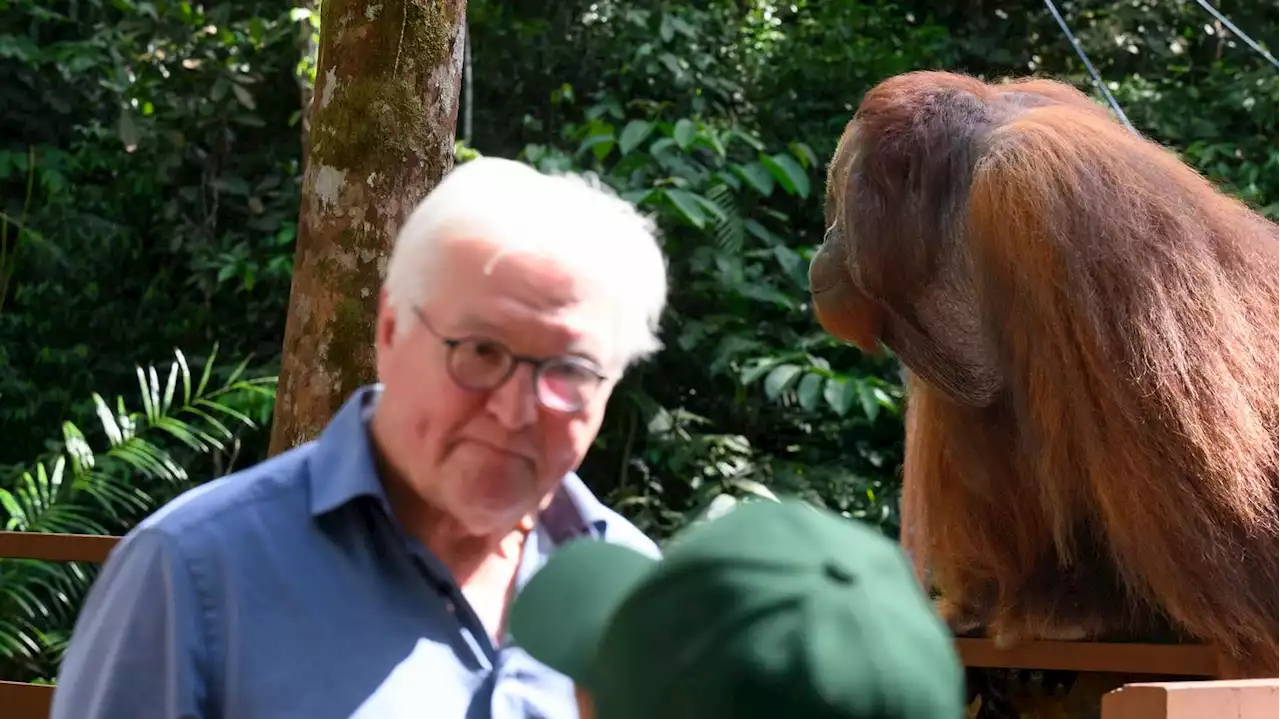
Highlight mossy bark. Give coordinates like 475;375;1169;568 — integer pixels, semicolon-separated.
269;0;467;455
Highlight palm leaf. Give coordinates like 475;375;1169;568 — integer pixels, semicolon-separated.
0;345;277;680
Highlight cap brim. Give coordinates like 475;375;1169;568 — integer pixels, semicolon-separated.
508;538;657;685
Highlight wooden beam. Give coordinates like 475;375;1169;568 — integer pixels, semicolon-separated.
1102;678;1279;719
957;638;1218;676
0;531;120;563
0;680;54;719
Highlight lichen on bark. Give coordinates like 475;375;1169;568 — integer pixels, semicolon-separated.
310;80;430;171
269;0;467;456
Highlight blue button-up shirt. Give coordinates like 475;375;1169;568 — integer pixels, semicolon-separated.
50;385;659;719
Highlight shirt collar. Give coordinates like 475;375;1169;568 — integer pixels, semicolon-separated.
307;384;389;517
307;384;609;542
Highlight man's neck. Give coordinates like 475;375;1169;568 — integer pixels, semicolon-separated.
410;501;533;586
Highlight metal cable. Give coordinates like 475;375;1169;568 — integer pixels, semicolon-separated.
1042;0;1139;135
1188;0;1279;70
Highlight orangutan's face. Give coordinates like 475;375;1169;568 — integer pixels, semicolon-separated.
807;111;1003;409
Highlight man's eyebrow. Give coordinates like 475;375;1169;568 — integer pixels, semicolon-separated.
452;314;503;337
453;314;605;365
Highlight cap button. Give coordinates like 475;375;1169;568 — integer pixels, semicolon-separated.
822;561;856;585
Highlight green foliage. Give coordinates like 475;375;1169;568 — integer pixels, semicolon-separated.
0;0;305;466
0;346;276;681
0;145;35;314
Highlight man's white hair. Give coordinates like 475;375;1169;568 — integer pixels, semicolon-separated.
383;156;669;368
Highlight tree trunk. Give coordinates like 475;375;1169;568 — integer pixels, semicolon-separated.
462;18;473;145
269;0;467;455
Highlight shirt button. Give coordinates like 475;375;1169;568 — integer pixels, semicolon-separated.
444;599;455;613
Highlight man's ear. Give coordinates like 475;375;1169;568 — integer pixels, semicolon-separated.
375;289;398;351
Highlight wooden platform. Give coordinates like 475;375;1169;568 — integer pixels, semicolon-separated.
957;637;1218;677
0;530;120;563
0;681;56;719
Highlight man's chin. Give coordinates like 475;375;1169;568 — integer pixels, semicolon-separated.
453;486;541;534
452;506;530;539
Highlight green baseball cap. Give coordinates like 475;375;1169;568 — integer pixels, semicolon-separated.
509;497;965;719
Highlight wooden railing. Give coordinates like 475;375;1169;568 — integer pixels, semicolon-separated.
0;530;1271;719
0;531;121;719
957;637;1219;677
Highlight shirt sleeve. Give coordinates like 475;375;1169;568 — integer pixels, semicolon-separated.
49;526;210;719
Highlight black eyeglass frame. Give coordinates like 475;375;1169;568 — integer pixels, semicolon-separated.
411;306;610;412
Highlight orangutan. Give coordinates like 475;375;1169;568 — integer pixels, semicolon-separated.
808;70;1279;679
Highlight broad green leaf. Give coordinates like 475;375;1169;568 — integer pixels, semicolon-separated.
730;130;765;152
763;364;802;400
736;283;799;310
231;83;256;111
620;188;655;206
823;377;859;417
584;100;614;121
740;358;781;386
648;137;679;158
797;373;825;411
673;118;696;150
577;133;615;161
731;162;774;197
664;189;707;229
857;380;881;421
694;131;727;158
669;16;696;37
789;141;819;170
713;170;742;191
744;219;775;244
760;153;811;198
618;120;655;155
772;245;802;274
657;53;683;78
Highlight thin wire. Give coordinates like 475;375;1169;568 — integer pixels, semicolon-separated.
1042;0;1139;135
1187;0;1279;70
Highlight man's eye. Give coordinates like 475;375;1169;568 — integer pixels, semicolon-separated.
543;363;594;384
472;341;505;360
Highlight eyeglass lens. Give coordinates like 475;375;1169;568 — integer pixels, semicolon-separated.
447;338;599;411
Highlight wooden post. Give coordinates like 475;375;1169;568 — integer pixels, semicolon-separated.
1102;679;1279;718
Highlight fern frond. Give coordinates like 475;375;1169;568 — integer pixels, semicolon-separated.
706;183;745;253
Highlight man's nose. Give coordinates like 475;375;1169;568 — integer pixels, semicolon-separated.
484;362;539;430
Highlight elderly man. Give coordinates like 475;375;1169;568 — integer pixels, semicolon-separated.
50;157;669;719
509;498;966;719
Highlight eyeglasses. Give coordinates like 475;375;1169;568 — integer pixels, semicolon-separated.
412;307;609;413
